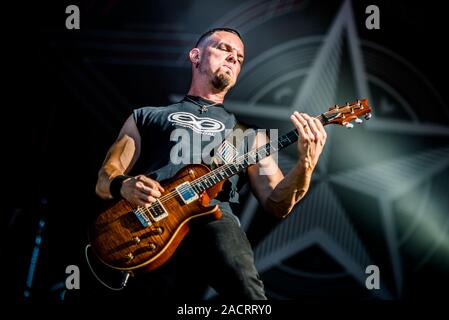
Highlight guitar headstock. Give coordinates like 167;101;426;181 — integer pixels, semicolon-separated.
320;99;372;128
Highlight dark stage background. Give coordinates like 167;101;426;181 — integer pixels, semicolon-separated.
4;0;449;303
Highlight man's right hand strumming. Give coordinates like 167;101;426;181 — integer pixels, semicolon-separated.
120;175;165;207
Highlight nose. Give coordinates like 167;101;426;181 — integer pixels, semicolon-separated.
226;51;238;64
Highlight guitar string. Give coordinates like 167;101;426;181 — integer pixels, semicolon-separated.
134;145;274;216
154;113;328;199
134;113;329;215
134;128;302;216
134;114;328;215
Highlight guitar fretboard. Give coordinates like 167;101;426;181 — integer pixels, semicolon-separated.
191;113;327;192
190;115;328;193
190;127;306;193
191;114;326;193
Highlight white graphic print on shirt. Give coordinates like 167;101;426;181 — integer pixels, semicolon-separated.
168;112;225;136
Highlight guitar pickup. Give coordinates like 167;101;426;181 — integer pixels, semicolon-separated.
175;182;199;204
148;200;168;222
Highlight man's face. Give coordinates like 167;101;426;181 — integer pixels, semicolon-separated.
199;31;245;91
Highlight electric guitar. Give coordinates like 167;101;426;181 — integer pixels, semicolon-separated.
88;99;372;275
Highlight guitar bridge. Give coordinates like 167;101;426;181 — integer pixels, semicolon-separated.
175;182;199;204
133;208;152;227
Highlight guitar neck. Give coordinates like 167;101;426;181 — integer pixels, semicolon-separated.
191;115;325;192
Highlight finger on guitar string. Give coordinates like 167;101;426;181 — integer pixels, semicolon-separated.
136;175;165;192
138;183;162;198
291;112;313;142
302;113;322;142
313;117;327;140
138;192;157;205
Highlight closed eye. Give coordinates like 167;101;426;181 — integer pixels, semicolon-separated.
217;43;244;65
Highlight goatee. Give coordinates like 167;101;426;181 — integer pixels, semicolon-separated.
211;73;231;91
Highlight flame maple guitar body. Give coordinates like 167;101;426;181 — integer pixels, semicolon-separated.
89;164;223;273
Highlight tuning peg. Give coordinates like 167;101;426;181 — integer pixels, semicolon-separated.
344;123;354;129
365;113;372;120
355;118;363;124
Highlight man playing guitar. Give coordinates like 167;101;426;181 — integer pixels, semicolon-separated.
93;27;327;300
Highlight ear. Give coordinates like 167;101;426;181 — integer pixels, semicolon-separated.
188;48;201;65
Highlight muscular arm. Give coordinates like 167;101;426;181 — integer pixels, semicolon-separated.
249;158;313;219
96;115;164;206
248;112;326;219
95;115;141;199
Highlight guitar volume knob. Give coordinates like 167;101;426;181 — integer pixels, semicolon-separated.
125;253;134;261
154;227;164;235
132;236;141;244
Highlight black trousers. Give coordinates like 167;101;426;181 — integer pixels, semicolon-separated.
70;211;266;302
